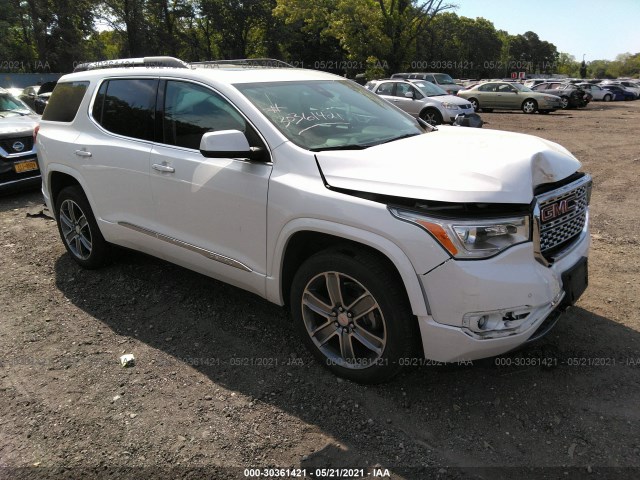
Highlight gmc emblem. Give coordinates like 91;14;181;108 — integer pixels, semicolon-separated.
541;196;577;222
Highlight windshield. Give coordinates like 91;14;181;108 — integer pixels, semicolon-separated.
410;81;448;96
512;83;533;93
235;80;423;151
0;94;33;116
433;73;455;85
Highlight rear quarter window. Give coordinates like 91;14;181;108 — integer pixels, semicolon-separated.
92;78;158;141
41;82;89;122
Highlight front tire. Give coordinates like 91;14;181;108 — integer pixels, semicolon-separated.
469;98;480;112
290;249;417;383
420;108;443;126
55;186;110;269
560;96;570;109
603;94;612;102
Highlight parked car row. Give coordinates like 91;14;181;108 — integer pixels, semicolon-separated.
366;71;640;116
525;78;639;101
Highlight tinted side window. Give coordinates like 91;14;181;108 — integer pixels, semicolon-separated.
375;83;394;95
162;81;248;150
478;83;496;92
41;82;89;122
394;83;411;97
94;79;157;141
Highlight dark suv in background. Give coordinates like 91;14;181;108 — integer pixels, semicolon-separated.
0;88;41;193
531;82;591;109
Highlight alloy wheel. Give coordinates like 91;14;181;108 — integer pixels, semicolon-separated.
301;271;387;369
59;199;93;260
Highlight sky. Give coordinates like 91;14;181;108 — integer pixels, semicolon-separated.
454;0;640;61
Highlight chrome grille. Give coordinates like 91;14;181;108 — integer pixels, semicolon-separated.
536;175;591;259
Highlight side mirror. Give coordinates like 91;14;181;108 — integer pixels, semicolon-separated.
404;91;414;99
200;130;264;161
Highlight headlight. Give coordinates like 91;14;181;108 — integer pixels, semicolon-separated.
440;102;459;109
389;207;531;259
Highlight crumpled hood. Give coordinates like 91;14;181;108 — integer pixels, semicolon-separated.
315;126;581;204
0;115;40;139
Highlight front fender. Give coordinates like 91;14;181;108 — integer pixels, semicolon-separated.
265;218;430;317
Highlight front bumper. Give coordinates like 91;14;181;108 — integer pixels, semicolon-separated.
0;154;41;194
445;106;474;122
0;174;41;194
416;229;590;362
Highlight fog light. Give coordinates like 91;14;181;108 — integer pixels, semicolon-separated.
463;307;533;337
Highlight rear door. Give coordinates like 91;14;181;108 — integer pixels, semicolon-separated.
74;78;158;240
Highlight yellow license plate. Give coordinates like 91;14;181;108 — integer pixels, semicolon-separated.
14;160;38;173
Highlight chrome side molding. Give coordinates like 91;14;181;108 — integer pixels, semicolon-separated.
118;221;252;272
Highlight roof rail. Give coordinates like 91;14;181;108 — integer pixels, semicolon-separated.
74;56;190;72
191;58;294;69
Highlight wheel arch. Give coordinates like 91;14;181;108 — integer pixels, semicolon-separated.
49;170;83;213
267;220;430;319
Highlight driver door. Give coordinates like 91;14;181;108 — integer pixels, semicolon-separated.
149;79;272;295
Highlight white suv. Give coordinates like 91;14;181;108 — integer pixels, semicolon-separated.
37;57;592;383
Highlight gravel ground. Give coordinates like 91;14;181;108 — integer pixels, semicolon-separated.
1;101;639;480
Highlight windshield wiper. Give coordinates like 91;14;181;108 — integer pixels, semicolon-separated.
310;144;370;152
374;133;421;146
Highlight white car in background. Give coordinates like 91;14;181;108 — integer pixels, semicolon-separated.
575;83;614;101
365;78;474;125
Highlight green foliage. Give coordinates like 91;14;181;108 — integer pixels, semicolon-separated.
0;0;638;80
556;53;580;77
418;13;503;78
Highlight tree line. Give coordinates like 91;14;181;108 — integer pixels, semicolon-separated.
1;0;638;79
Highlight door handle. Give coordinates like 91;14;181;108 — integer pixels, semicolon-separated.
152;163;175;173
74;149;92;157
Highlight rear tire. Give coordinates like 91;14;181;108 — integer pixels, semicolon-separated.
290;248;417;383
55;186;111;269
522;99;538;114
603;94;612;102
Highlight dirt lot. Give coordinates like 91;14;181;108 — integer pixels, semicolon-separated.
1;101;639;480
